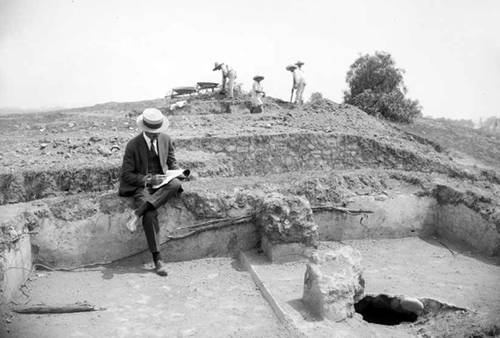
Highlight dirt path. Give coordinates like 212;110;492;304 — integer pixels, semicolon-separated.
1;257;288;338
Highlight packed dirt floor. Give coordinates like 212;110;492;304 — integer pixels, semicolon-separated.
0;257;287;338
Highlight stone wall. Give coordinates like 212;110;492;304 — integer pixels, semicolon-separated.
176;133;461;177
0;132;466;205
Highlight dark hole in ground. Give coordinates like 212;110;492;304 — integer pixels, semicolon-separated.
355;294;418;326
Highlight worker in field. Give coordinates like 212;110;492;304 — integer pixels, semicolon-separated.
250;75;265;114
286;63;306;105
213;62;237;99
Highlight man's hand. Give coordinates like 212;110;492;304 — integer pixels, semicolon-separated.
151;175;164;186
144;174;153;187
144;174;164;187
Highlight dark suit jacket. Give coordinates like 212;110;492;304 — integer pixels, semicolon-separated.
118;133;179;196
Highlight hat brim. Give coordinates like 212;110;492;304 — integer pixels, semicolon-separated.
213;66;222;71
136;115;170;133
286;66;297;71
253;76;264;81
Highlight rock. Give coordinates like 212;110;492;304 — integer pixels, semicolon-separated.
394;296;424;315
255;193;318;262
97;146;112;157
302;246;365;322
256;192;318;246
89;136;102;143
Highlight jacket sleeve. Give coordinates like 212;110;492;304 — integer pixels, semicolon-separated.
167;139;180;170
121;142;146;187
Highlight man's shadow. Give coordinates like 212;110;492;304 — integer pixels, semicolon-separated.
100;249;156;280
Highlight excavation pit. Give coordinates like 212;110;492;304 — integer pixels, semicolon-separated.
354;294;419;326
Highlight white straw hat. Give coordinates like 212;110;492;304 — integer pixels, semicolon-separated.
136;108;169;133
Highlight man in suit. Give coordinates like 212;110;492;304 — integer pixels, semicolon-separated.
119;108;183;276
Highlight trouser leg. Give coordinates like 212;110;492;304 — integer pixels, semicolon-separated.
133;179;183;254
142;209;160;253
295;83;305;105
148;178;183;209
227;78;235;98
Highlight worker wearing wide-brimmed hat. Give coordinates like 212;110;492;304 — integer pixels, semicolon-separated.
295;60;305;69
250;75;265;114
119;108;188;276
213;62;237;98
286;63;306;105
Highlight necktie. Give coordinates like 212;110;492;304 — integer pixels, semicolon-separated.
152;139;158;155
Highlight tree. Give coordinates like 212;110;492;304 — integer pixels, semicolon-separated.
344;51;422;123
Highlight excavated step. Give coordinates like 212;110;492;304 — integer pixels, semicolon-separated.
0;132;473;205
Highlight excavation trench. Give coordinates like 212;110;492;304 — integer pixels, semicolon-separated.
1;178;499;305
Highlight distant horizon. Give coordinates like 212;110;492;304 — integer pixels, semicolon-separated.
1;0;499;121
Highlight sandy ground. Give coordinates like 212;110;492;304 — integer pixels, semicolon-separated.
0;257;288;338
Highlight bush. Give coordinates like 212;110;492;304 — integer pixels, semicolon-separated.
343;51;421;123
309;92;324;104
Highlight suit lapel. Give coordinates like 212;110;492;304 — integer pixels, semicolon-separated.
158;134;166;174
137;134;149;174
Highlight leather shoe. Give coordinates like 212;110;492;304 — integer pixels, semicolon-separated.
155;260;168;277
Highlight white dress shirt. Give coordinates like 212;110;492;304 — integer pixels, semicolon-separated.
143;132;158;155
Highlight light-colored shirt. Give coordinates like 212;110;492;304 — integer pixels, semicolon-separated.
251;80;264;105
252;81;264;96
222;65;237;79
293;69;306;87
143;132;158;155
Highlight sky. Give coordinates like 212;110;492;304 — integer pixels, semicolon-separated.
0;0;499;120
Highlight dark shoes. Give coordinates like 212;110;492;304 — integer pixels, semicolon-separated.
155;260;169;277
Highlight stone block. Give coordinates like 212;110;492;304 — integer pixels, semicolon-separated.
260;236;314;263
302;246;365;321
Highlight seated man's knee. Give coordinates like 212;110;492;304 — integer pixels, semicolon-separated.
143;208;158;220
168;178;182;191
